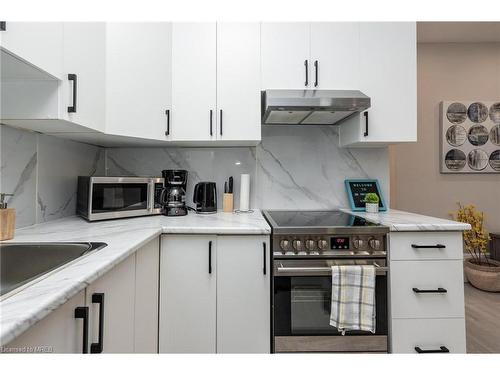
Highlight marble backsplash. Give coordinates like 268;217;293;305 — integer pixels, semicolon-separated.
0;125;105;228
1;125;389;228
106;126;389;211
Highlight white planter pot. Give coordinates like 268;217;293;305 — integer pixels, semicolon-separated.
365;203;379;213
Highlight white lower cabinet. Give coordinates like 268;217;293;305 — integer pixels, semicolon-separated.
86;253;136;353
134;237;160;353
4;290;86;353
391;318;466;354
217;236;270;353
159;235;217;353
390;260;465;319
389;231;466;354
159;234;270;353
2;238;160;353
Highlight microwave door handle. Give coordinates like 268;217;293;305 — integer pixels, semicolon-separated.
147;181;153;212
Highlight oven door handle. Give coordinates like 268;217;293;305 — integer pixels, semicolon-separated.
276;263;388;276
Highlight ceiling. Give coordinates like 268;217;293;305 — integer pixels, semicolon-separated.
417;22;500;43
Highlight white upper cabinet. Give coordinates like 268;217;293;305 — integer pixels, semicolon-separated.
0;22;63;79
106;22;172;140
63;22;106;132
216;22;261;142
170;22;217;142
261;23;311;89
339;22;417;147
310;22;359;89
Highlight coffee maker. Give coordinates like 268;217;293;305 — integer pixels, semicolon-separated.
160;170;188;216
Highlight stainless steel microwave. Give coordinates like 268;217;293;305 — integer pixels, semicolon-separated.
77;176;164;221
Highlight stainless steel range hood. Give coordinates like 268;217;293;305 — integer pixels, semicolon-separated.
261;89;370;125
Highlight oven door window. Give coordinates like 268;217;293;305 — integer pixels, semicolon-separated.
274;275;387;336
91;183;148;213
290;277;339;335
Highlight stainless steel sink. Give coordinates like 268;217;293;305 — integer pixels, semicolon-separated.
0;242;107;297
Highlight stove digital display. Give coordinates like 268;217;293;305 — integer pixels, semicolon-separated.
331;237;350;250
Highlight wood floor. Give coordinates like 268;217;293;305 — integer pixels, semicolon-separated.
465;283;500;353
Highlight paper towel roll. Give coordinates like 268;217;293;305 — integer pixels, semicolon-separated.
239;174;250;211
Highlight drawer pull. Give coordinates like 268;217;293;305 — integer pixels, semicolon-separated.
90;293;105;353
415;346;450;354
74;306;89;354
411;244;446;249
412;287;447;294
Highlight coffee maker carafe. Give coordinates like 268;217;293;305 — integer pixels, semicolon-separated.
160;170;188;216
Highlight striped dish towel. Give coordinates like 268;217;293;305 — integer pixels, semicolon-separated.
330;265;376;334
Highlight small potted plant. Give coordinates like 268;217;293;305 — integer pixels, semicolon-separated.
364;193;380;213
452;203;500;292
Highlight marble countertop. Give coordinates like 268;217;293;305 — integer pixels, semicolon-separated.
344;209;471;232
0;210;270;345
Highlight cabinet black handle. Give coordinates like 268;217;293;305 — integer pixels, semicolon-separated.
165;109;170;136
0;22;6;31
415;346;450;354
314;60;319;87
411;244;446;249
304;60;309;87
220;109;223;136
363;111;369;136
412;287;447;294
208;241;212;274
209;110;213;136
263;242;267;275
74;306;89;354
90;293;105;354
67;73;77;113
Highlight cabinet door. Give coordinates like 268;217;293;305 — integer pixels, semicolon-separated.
159;235;217;353
4;290;86;353
217;236;270;353
0;22;63;78
63;22;106;132
106;22;172;140
216;22;261;142
391;318;466;354
339;22;417;147
171;23;216;141
86;254;136;353
134;237;160;353
261;22;311;89
310;22;359;89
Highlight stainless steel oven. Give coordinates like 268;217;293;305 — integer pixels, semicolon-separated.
77;176;164;221
262;210;390;354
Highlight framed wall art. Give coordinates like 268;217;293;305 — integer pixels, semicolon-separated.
440;101;500;174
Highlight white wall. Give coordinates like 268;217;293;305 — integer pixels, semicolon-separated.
391;42;500;233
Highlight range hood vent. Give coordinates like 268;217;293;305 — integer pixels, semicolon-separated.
261;89;370;125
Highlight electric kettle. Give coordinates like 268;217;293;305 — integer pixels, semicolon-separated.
193;182;217;214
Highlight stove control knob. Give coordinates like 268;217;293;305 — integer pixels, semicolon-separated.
292;240;303;252
353;238;365;249
317;239;328;251
305;239;315;251
369;238;381;251
280;239;291;251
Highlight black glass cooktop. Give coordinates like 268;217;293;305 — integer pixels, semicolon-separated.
263;210;376;228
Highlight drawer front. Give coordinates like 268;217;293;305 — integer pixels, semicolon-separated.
390;232;463;261
391;318;466;354
390;260;465;319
